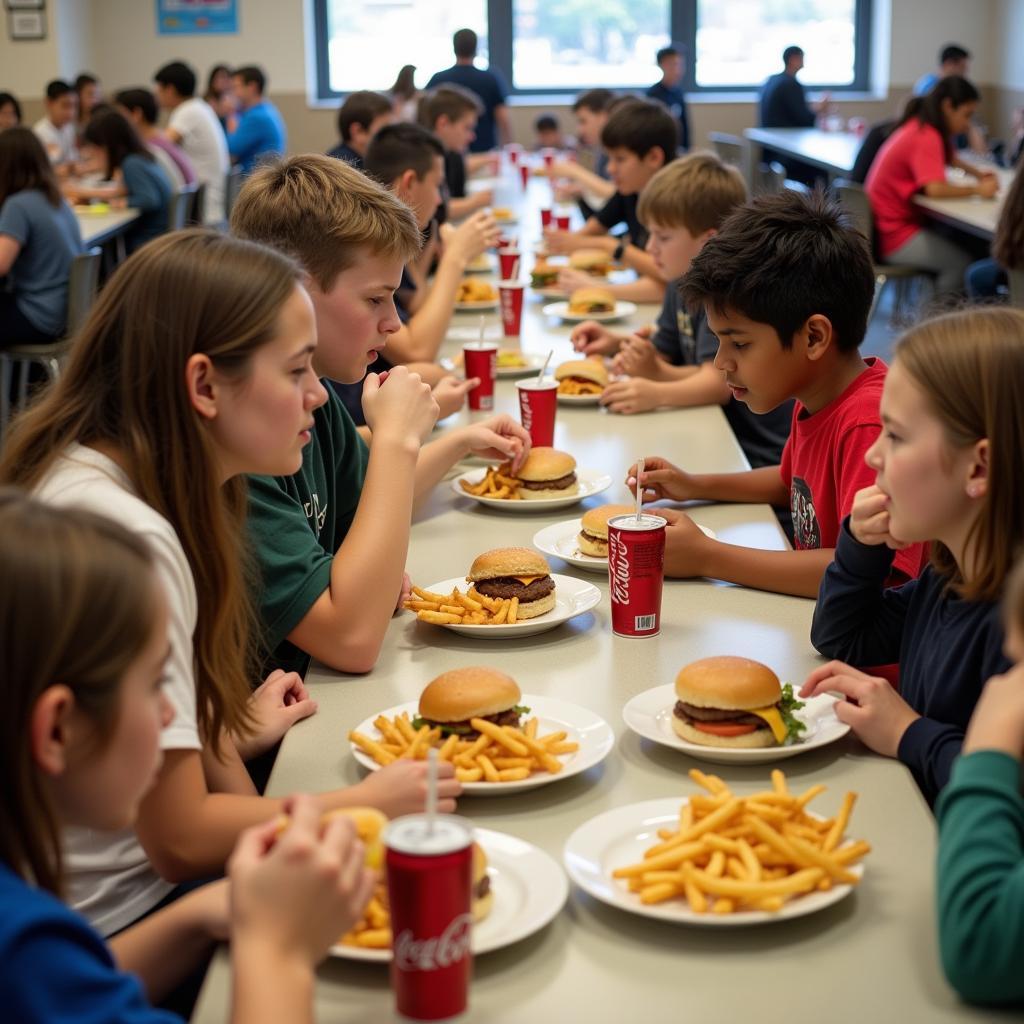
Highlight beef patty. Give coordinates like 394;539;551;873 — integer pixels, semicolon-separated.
475;576;555;602
519;472;577;491
673;700;768;728
421;708;522;737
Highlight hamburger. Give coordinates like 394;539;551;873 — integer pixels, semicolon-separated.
568;286;615;315
671;656;806;749
472;842;493;921
414;666;531;737
466;548;557;618
569;248;611;276
577;503;634;558
555;358;608;396
530;259;560;288
500;447;578;500
275;806;387;869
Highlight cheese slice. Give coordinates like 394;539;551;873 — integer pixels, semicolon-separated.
748;706;787;744
512;576;543;586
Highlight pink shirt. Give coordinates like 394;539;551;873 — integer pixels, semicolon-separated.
865;120;947;258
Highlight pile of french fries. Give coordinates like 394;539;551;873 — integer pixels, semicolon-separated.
557;378;603;396
459;465;523;500
339;882;391;949
612;768;870;915
403;583;525;625
350;711;579;783
456;279;498;303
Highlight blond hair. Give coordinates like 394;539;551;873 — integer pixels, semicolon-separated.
895;307;1024;602
230;154;423;290
637;151;747;236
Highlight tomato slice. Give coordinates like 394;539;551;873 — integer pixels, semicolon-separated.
692;721;759;737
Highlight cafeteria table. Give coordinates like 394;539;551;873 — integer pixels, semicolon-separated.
192;168;992;1024
743;127;862;181
913;166;1015;241
73;206;140;248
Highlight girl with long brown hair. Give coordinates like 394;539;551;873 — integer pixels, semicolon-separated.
0;490;373;1022
0;229;458;937
802;307;1024;805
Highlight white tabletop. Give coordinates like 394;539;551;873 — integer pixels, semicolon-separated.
913;166;1015;240
73;206;140;248
743;127;862;178
192;168;988;1024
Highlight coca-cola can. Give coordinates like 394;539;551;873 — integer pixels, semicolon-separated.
386;815;474;1021
607;513;667;637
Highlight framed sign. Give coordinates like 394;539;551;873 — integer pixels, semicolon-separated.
156;0;237;35
8;9;45;39
5;0;45;9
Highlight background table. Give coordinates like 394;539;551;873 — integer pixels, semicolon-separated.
73;206;140;248
743;127;862;180
913;166;1015;240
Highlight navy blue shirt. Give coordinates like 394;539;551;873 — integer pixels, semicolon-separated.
327;141;363;169
812;521;1010;806
646;81;689;151
425;64;508;152
759;72;817;128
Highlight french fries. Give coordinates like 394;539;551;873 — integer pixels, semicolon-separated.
349;710;579;784
456;279;498;303
557;378;603;396
611;769;870;915
402;584;523;626
459;465;524;500
339;883;392;949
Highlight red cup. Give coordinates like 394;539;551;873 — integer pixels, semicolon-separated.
542;147;556;169
608;513;667;637
386;815;474;1021
506;143;521;166
555;212;571;231
493;232;512;251
499;280;525;337
519;163;530;189
462;341;497;411
498;248;521;280
540;207;553;229
516;379;558;447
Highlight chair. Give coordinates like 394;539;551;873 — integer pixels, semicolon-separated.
188;183;207;226
1009;268;1024;308
224;167;244;221
833;179;935;325
709;132;749;185
753;161;786;195
1;247;102;428
168;183;198;232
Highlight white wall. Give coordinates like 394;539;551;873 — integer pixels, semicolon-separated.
993;0;1024;89
889;0;993;85
0;0;94;97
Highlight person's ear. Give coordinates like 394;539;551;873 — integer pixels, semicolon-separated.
645;147;666;170
184;353;220;421
396;168;418;200
965;438;989;500
802;314;835;362
31;685;77;778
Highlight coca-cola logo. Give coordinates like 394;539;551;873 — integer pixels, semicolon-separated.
394;913;472;972
520;393;534;429
609;531;630;603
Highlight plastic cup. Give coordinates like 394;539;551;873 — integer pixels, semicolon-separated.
542;148;556;169
555;212;571;231
498;248;521;280
516;379;558;447
462;341;497;411
540;207;553;229
519;163;530;189
499;280;525;337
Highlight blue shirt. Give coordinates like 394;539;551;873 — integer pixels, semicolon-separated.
914;72;940;97
227;99;287;174
425;64;508;152
0;189;82;334
646;81;689;151
121;154;173;253
0;862;182;1024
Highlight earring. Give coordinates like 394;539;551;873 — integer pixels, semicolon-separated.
968;485;981;498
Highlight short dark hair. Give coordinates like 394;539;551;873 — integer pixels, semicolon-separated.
0;92;23;124
45;80;73;102
419;85;481;129
154;61;197;99
365;122;445;185
940;44;970;65
572;88;614;114
601;98;678;163
782;45;804;65
656;46;683;64
114;87;158;126
338;90;393;143
233;65;267;94
453;28;477;59
681;190;874;353
535;114;558;133
83;109;154;176
74;73;98;92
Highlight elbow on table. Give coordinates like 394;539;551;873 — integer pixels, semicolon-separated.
312;630;384;676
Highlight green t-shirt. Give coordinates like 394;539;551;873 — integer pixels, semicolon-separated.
246;386;369;676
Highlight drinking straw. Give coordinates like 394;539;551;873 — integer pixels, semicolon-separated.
426;747;438;835
635;457;645;522
536;349;553;383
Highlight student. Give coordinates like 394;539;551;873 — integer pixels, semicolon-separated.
419;86;492;219
965;167;1024;299
914;43;971;96
66;111;172;254
74;72;103;130
866;76;998;297
625;190;928;598
545;89;616;211
0;231;459;935
226;65;286;175
426;27;509;153
32;80;79;172
0;127;83;347
327;90;394;169
229;154;530;677
936;555;1024;1005
801;307;1024;806
572;153;791;470
154;61;229;224
204;63;235;130
545;98;678;303
0;91;23;130
390;64;419;122
646;45;690;152
115;87;197;191
533;113;572;152
0;490;375;1024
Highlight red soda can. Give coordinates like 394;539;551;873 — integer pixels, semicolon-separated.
540;207;553;229
497;247;521;280
515;379;558;447
555;212;571;231
499;280;525;337
386;815;474;1021
607;513;667;637
462;341;497;411
519;163;530;189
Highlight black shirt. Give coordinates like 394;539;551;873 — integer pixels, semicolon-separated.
646;81;689;151
595;192;648;250
425;64;508;152
759;72;816;128
326;141;363;169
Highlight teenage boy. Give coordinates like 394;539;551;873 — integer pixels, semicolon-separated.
154;60;229;223
546;89;616;213
114;87;197;190
33;80;78;172
646;46;690;152
227;65;287;175
572;153;792;471
231;155;530;677
327;90;394;169
626;190;928;598
546;98;678;303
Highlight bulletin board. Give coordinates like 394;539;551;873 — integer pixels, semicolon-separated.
156;0;238;35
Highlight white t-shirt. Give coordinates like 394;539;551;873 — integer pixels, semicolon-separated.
168;97;228;224
33;117;78;166
35;444;202;936
147;141;186;191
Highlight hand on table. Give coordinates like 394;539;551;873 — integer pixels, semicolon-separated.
571;321;622;357
600;377;661;415
556;268;602;292
611;331;662;380
660;507;716;579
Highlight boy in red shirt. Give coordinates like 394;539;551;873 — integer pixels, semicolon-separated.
627;190;928;598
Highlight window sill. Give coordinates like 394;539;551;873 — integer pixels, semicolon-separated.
506;89;887;107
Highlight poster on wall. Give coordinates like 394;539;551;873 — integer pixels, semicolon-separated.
156;0;238;35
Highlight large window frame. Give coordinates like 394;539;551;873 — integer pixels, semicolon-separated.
312;0;873;101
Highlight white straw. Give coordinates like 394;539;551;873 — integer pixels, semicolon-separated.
511;256;520;279
536;349;553;383
426;747;438;835
635;457;645;522
478;314;485;347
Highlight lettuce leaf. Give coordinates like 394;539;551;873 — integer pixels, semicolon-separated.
779;683;807;744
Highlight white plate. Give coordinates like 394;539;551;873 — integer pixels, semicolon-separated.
444;350;549;379
532;285;569;300
621;686;850;765
411;573;600;638
542;300;638;324
564;798;864;927
455;298;499;312
349;695;614;795
491;214;518;226
331;827;568;961
533;518;715;573
557;390;603;405
452;467;612;510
